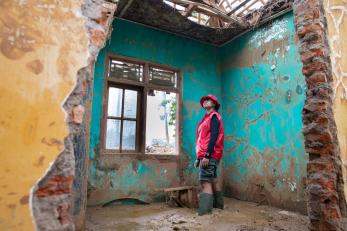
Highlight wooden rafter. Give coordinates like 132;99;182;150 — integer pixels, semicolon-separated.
237;0;260;16
182;4;197;17
204;0;228;26
167;0;248;27
164;0;274;29
227;0;251;15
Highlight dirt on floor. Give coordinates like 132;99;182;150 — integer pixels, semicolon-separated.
85;197;311;231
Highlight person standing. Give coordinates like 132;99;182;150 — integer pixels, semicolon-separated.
195;94;225;215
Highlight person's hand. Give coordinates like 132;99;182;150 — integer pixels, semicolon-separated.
201;157;209;168
194;159;199;168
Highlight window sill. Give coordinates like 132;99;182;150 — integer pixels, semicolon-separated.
100;151;180;161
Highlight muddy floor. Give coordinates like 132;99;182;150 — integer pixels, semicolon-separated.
85;197;312;231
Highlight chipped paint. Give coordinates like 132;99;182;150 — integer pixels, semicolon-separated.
0;0;89;230
220;12;308;213
248;18;289;48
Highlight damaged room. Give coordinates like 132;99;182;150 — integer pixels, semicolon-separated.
1;0;347;230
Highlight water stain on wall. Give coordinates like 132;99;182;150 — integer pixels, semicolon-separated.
220;12;307;213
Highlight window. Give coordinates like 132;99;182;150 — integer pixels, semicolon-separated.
105;87;139;152
102;55;180;155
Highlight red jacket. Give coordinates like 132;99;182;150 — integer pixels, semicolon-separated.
196;111;224;160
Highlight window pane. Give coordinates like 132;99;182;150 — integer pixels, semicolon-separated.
122;120;136;150
108;87;123;117
124;90;138;119
106;119;121;150
149;67;177;88
109;59;143;82
146;90;177;154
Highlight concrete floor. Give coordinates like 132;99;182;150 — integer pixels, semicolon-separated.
86;197;310;231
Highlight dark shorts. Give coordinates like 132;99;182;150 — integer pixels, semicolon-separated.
199;158;219;182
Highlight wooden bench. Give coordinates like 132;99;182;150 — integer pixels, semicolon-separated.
163;186;199;208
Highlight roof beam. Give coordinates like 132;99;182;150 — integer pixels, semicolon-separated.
237;0;259;16
204;0;228;26
227;0;251;15
182;4;197;17
167;0;248;27
119;0;135;17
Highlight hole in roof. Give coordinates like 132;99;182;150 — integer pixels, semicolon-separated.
163;0;270;28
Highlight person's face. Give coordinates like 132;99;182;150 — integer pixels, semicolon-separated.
203;99;215;110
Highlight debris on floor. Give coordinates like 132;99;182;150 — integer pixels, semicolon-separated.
86;197;309;231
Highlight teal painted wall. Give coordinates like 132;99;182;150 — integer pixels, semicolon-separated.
88;19;220;205
220;12;308;212
88;12;308;212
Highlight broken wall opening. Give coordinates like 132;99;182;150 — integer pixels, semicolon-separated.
29;0;116;230
21;0;346;231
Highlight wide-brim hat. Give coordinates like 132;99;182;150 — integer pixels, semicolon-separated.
200;94;220;110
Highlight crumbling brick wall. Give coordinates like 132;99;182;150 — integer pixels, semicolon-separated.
293;0;347;230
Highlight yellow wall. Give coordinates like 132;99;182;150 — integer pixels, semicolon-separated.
0;0;88;230
325;0;347;200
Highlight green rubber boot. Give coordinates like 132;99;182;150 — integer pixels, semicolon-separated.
213;191;224;209
198;193;213;216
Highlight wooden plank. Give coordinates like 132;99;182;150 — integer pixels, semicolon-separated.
164;186;197;192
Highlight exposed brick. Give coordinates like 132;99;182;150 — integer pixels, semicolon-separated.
320;191;339;206
297;22;324;39
307;173;337;192
306;72;327;87
322;205;342;221
307;161;335;174
306;146;335;156
89;28;106;48
305;86;333;99
302;112;330;127
302;62;327;76
303;99;329;112
35;175;74;197
301;47;324;63
294;0;347;227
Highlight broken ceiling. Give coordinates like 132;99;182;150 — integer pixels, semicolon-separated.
113;0;293;46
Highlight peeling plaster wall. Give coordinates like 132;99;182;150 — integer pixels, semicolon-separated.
325;0;347;201
220;12;308;213
0;0;89;230
88;19;220;205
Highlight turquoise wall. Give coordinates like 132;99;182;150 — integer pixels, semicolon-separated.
89;12;308;212
220;12;307;212
88;19;220;205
